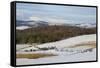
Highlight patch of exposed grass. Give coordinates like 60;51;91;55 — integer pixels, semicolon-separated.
69;42;96;48
16;53;56;59
78;42;96;46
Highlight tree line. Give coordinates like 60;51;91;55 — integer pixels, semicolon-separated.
16;25;96;44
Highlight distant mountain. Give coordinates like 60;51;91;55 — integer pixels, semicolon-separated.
16;20;48;26
16;20;35;26
16;20;96;30
74;23;96;28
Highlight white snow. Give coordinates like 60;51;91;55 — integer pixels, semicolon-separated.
16;34;97;65
75;23;96;28
35;34;96;48
16;48;96;65
16;26;31;30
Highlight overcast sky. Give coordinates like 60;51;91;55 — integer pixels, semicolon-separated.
16;3;96;24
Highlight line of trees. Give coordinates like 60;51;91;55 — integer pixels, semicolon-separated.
16;25;96;44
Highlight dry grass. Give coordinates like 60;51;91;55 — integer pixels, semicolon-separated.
69;42;96;48
16;53;56;59
77;42;96;46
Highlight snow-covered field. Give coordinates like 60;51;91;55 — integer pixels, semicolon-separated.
16;34;96;65
16;26;31;30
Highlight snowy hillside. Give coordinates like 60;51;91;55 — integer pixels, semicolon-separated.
16;26;31;30
17;48;96;65
17;34;95;50
75;23;96;28
16;34;96;65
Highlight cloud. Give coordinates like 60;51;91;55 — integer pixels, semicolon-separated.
29;15;76;25
30;16;42;21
